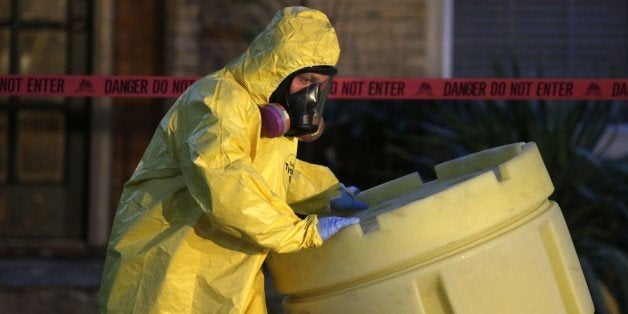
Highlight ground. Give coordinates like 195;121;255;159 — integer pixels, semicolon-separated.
0;259;284;313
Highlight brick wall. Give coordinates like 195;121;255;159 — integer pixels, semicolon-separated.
309;0;429;77
164;0;431;77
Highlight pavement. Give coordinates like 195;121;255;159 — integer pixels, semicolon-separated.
0;258;102;313
0;258;284;313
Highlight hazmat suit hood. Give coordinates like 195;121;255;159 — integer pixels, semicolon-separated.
224;6;340;105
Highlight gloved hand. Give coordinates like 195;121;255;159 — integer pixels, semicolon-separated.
317;216;361;240
329;184;369;211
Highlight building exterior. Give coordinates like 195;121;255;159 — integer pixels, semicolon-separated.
0;0;625;311
0;0;454;255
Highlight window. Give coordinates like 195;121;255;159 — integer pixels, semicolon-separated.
453;0;628;78
0;0;91;247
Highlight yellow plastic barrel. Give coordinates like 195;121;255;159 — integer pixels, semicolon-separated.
266;142;593;313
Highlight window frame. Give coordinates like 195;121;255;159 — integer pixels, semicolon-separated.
0;0;94;252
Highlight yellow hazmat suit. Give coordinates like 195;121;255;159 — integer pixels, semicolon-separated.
100;7;342;313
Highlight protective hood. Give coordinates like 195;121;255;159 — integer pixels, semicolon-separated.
225;6;341;105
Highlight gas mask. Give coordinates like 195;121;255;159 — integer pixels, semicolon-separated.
260;66;336;142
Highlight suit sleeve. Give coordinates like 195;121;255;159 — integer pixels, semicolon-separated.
286;159;343;215
171;80;323;253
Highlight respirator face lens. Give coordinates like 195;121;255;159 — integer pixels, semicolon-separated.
284;77;334;137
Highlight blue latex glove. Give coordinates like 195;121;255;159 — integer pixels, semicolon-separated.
317;216;360;240
329;184;369;211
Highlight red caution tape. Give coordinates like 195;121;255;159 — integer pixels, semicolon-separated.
0;75;198;99
330;77;628;100
0;75;626;100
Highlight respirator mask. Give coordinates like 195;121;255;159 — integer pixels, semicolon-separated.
260;66;337;142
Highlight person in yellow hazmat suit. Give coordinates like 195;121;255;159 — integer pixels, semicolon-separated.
99;6;369;313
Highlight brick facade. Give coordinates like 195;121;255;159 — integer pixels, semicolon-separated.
163;0;431;77
309;0;429;77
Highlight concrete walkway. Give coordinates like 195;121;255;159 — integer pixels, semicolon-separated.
0;258;284;313
0;258;102;313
